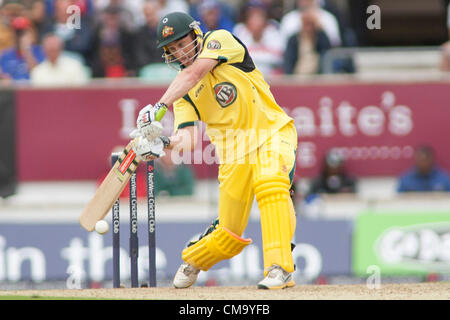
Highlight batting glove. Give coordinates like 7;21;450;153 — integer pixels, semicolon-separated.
132;135;167;161
136;102;167;141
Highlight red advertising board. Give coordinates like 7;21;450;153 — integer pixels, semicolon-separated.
16;80;450;181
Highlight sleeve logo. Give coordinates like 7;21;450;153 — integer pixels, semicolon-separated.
207;40;221;50
214;82;237;108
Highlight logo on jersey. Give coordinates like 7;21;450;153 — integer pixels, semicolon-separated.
162;26;174;38
195;84;204;98
214;82;237;108
207;40;221;50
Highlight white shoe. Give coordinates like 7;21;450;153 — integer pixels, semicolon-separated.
257;265;296;290
173;262;200;289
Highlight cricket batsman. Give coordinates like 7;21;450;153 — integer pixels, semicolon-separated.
130;12;298;289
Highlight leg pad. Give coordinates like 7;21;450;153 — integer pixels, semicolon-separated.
255;175;296;275
182;226;252;271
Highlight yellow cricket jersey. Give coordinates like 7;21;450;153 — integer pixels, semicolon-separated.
173;29;293;163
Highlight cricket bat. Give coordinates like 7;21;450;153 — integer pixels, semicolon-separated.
79;105;167;232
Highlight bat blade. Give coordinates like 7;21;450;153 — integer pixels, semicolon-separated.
79;142;140;231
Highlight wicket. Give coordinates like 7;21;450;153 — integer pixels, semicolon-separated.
111;153;157;288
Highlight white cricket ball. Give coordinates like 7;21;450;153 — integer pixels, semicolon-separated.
95;220;109;235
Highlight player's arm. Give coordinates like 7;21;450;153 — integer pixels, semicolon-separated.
159;58;218;106
167;125;198;152
135;58;217;142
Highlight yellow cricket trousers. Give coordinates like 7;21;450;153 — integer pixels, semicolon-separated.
217;121;298;274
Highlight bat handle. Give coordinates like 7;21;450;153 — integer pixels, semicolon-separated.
155;103;168;121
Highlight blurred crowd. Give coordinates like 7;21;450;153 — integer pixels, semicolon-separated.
304;145;450;197
0;0;359;86
441;1;450;71
296;144;450;218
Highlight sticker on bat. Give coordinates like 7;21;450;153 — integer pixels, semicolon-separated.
118;149;136;174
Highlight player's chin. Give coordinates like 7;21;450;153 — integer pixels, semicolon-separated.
182;58;195;67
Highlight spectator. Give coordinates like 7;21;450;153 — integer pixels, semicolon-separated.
40;0;94;63
398;145;450;193
135;0;164;70
0;20;13;56
154;149;195;196
233;0;283;77
18;0;46;35
159;0;189;18
283;7;331;75
440;3;450;71
0;16;44;81
236;0;284;23
89;4;136;77
45;0;95;18
194;0;234;33
447;1;450;36
280;0;341;49
320;0;355;44
0;1;22;54
320;0;356;73
93;0;141;31
30;33;89;86
308;149;356;195
442;42;450;71
1;1;46;41
259;0;284;22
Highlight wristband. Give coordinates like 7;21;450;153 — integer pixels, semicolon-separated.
160;135;171;148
